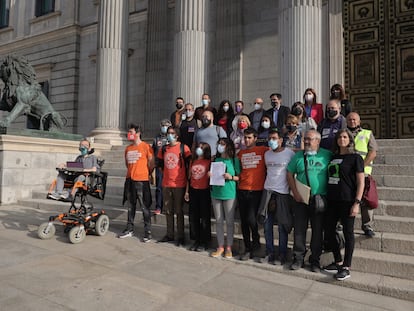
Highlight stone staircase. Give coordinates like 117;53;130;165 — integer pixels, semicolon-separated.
21;139;414;301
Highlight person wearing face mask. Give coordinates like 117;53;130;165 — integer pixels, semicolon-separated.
179;103;199;149
291;101;317;134
282;114;304;152
47;139;99;201
346;112;378;237
330;84;352;117
302;88;324;125
185;142;212;252
152;119;172;214
195;93;217;121
230;115;251;154
317;99;347;150
265;93;290;131
119;124;155;241
248;98;265;131
157;126;192;246
170;97;185;127
215;99;234;136
193;110;227;158
287;130;332;272
257;115;276;146
258;128;295;265
231;100;249;133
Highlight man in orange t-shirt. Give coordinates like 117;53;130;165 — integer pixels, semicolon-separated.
119;124;155;242
237;127;268;260
157;126;191;246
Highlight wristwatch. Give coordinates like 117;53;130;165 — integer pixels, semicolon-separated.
354;199;362;204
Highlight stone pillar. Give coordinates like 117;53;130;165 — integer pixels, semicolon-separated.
279;1;323;106
90;0;129;145
173;0;208;107
328;0;344;88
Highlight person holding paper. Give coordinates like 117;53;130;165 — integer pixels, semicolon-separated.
287;130;332;272
262;128;295;265
210;138;241;259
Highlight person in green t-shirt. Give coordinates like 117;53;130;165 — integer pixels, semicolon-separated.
210;138;241;260
287;129;332;272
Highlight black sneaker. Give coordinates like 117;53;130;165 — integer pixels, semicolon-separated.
268;254;276;265
310;263;321;273
279;254;287;266
364;229;375;238
158;235;174;243
176;238;185;247
189;241;199;251
239;252;251;261
323;262;340;274
335;267;351;281
142;232;152;243
118;229;134;239
290;260;303;270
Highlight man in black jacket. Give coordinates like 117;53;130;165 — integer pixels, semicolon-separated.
265;93;290;131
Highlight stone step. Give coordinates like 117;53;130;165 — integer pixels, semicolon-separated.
377;146;414;154
373;164;414;176
102;161;125;170
375;155;414;165
376;139;414;147
354;214;414;234
379;200;414;218
377;186;414;201
374;175;414;188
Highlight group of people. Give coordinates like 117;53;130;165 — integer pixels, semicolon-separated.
50;84;376;282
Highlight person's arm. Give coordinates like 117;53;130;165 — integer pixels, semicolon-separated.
287;171;303;203
351;171;365;217
83;156;97;172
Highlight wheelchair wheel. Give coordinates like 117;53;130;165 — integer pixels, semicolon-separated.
38;222;56;240
95;214;109;236
68;226;86;244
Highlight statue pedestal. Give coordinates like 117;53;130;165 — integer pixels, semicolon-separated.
89;128;127;146
0;134;111;204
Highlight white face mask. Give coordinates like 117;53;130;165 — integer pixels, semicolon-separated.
217;144;225;154
305;94;314;102
223;105;229;112
195;147;203;157
181;113;186;120
202;99;209;106
305;150;317;156
254;103;262;111
261;121;270;129
187;110;194;118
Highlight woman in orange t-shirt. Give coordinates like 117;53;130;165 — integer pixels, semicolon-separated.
185;142;212;252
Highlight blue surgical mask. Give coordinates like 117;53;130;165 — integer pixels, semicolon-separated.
167;134;176;143
202;99;209;106
261;121;270;129
217;144;225;154
268;139;278;150
79;146;88;156
195;147;203;157
161;126;168;134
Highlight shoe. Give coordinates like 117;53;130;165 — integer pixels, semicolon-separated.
189;241;199;251
310;263;321;273
118;229;134;239
279;254;287;265
335;267;351;281
158;235;174;243
224;249;233;259
290;260;303;270
61;195;74;202
196;243;207;252
239;252;250;261
176;238;185;247
364;228;375;238
323;262;340;274
268;254;276;265
154;208;161;215
142;232;152;243
47;192;61;200
211;248;224;258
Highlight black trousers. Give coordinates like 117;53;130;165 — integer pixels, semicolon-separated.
189;187;211;245
326;201;355;267
126;179;152;234
292;202;324;265
238;190;262;252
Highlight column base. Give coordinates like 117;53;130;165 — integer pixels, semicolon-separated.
89;128;127;146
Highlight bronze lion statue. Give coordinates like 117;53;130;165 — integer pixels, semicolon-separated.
0;55;66;130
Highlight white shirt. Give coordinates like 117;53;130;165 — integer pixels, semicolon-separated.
264;148;295;194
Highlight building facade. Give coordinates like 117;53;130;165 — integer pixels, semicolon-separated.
0;0;413;139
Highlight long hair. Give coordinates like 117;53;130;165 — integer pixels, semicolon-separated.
217;137;236;159
332;128;355;154
192;142;211;161
217;99;234;120
303;88;317;105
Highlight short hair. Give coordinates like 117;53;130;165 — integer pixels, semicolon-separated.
176;97;184;102
185;103;194;109
235;100;244;106
305;129;321;141
243;126;258;137
160;119;172;126
202;93;210;98
268;128;280;138
128;123;142;133
167;126;180;137
286;114;299;125
80;138;91;147
238;115;251;125
270;93;282;99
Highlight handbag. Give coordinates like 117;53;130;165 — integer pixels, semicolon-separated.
363;175;378;209
304;154;327;214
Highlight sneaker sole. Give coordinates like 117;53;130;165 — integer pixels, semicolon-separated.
118;233;133;239
323;269;338;274
335;274;351;281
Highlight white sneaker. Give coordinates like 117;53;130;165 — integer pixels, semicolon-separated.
118;230;133;239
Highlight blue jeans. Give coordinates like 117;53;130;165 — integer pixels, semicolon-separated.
264;211;288;257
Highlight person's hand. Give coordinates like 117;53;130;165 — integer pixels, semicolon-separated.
207;171;212;177
292;192;304;203
223;173;232;180
350;203;359;217
184;192;189;202
57;163;65;169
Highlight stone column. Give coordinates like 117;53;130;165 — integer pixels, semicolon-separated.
279;1;323;106
328;0;344;88
90;0;129;145
173;0;208;107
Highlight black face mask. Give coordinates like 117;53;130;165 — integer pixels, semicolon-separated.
286;125;297;132
176;103;183;110
271;101;277;108
291;107;302;116
327;110;338;118
202;118;211;128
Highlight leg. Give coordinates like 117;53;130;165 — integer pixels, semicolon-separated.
163;187;174;239
278;225;289;260
211;198;225;247
140;181;152;236
249;191;262;251
223;199;236;247
189;187;200;242
238;190;251;252
309;211;324;267
292;202;309;264
325;203;342;264
199;188;212;245
264;210;275;256
173;187;186;240
360;204;374;233
55;171;67;193
155;168;163;212
340;203;356;268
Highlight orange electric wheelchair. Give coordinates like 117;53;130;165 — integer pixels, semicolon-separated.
38;159;109;244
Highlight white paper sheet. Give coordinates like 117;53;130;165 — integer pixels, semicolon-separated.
210;162;226;186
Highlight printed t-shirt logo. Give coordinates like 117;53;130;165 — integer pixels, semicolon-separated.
126;150;142;164
192;164;206;180
241;152;262;169
165;152;179;169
